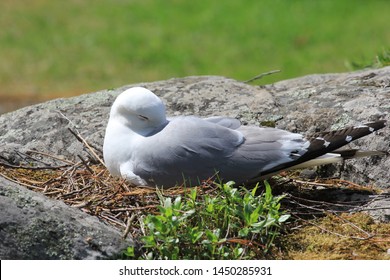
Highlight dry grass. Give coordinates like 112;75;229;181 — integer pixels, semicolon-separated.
1;133;389;259
0;154;217;240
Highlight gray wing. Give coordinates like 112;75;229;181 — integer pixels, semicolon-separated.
133;116;308;187
228;125;309;180
133;116;246;186
203;116;241;129
203;116;309;170
134;118;386;187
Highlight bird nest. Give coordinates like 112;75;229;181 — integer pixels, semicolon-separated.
0;128;227;239
0;149;208;240
0;128;388;248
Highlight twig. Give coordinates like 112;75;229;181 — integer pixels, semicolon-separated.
68;128;106;166
293;214;374;240
122;213;137;239
333;212;373;239
71;201;91;208
60;185;92;198
286;198;327;214
6;149;73;170
285;193;363;209
137;206;147;236
15;151;51;167
56;110;78;129
292;179;335;188
0;172;41;189
43;190;63;196
336;179;373;189
243;70;281;83
77;155;94;175
110;205;158;212
26;150;75;165
100;213;126;227
57;110;103;156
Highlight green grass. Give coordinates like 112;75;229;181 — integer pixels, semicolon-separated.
0;0;389;100
348;48;390;70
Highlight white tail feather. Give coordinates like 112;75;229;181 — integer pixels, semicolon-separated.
253;150;385;182
289;153;342;170
282;150;385;171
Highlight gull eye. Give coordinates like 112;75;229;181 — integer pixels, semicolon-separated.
138;115;149;121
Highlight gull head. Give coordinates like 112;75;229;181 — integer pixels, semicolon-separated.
109;87;167;136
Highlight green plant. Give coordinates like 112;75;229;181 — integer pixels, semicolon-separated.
126;181;290;260
347;48;390;70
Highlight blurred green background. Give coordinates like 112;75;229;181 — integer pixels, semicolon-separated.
0;0;389;112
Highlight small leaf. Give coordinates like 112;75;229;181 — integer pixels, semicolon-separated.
124;246;135;257
173;196;182;210
206;199;214;212
188;188;197;201
249;205;261;225
191;231;204;243
238;227;250;237
264;180;272;200
205;229;220;242
179;209;195;221
278;214;290;223
251;183;259;197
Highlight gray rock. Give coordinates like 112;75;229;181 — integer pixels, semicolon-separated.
363;195;390;223
0;76;275;166
0;177;132;259
0;68;389;260
0;69;388;188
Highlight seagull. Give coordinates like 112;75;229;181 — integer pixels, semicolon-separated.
103;87;386;187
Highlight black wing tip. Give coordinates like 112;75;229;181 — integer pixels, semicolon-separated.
363;119;387;131
303;119;386;161
312;119;386;140
252;119;386;180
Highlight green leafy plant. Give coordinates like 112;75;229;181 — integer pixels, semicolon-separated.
126;181;290;260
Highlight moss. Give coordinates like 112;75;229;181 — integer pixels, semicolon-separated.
260;120;277;128
281;213;390;260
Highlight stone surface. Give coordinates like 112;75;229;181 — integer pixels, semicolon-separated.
0;177;132;259
0;68;389;260
0;68;389;187
363;195;390;223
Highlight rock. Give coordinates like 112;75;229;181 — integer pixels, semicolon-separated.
363;195;390;223
0;76;275;166
0;177;133;259
0;68;388;188
0;68;389;259
299;169;318;180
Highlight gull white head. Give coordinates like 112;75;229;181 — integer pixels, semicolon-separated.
109;87;167;136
